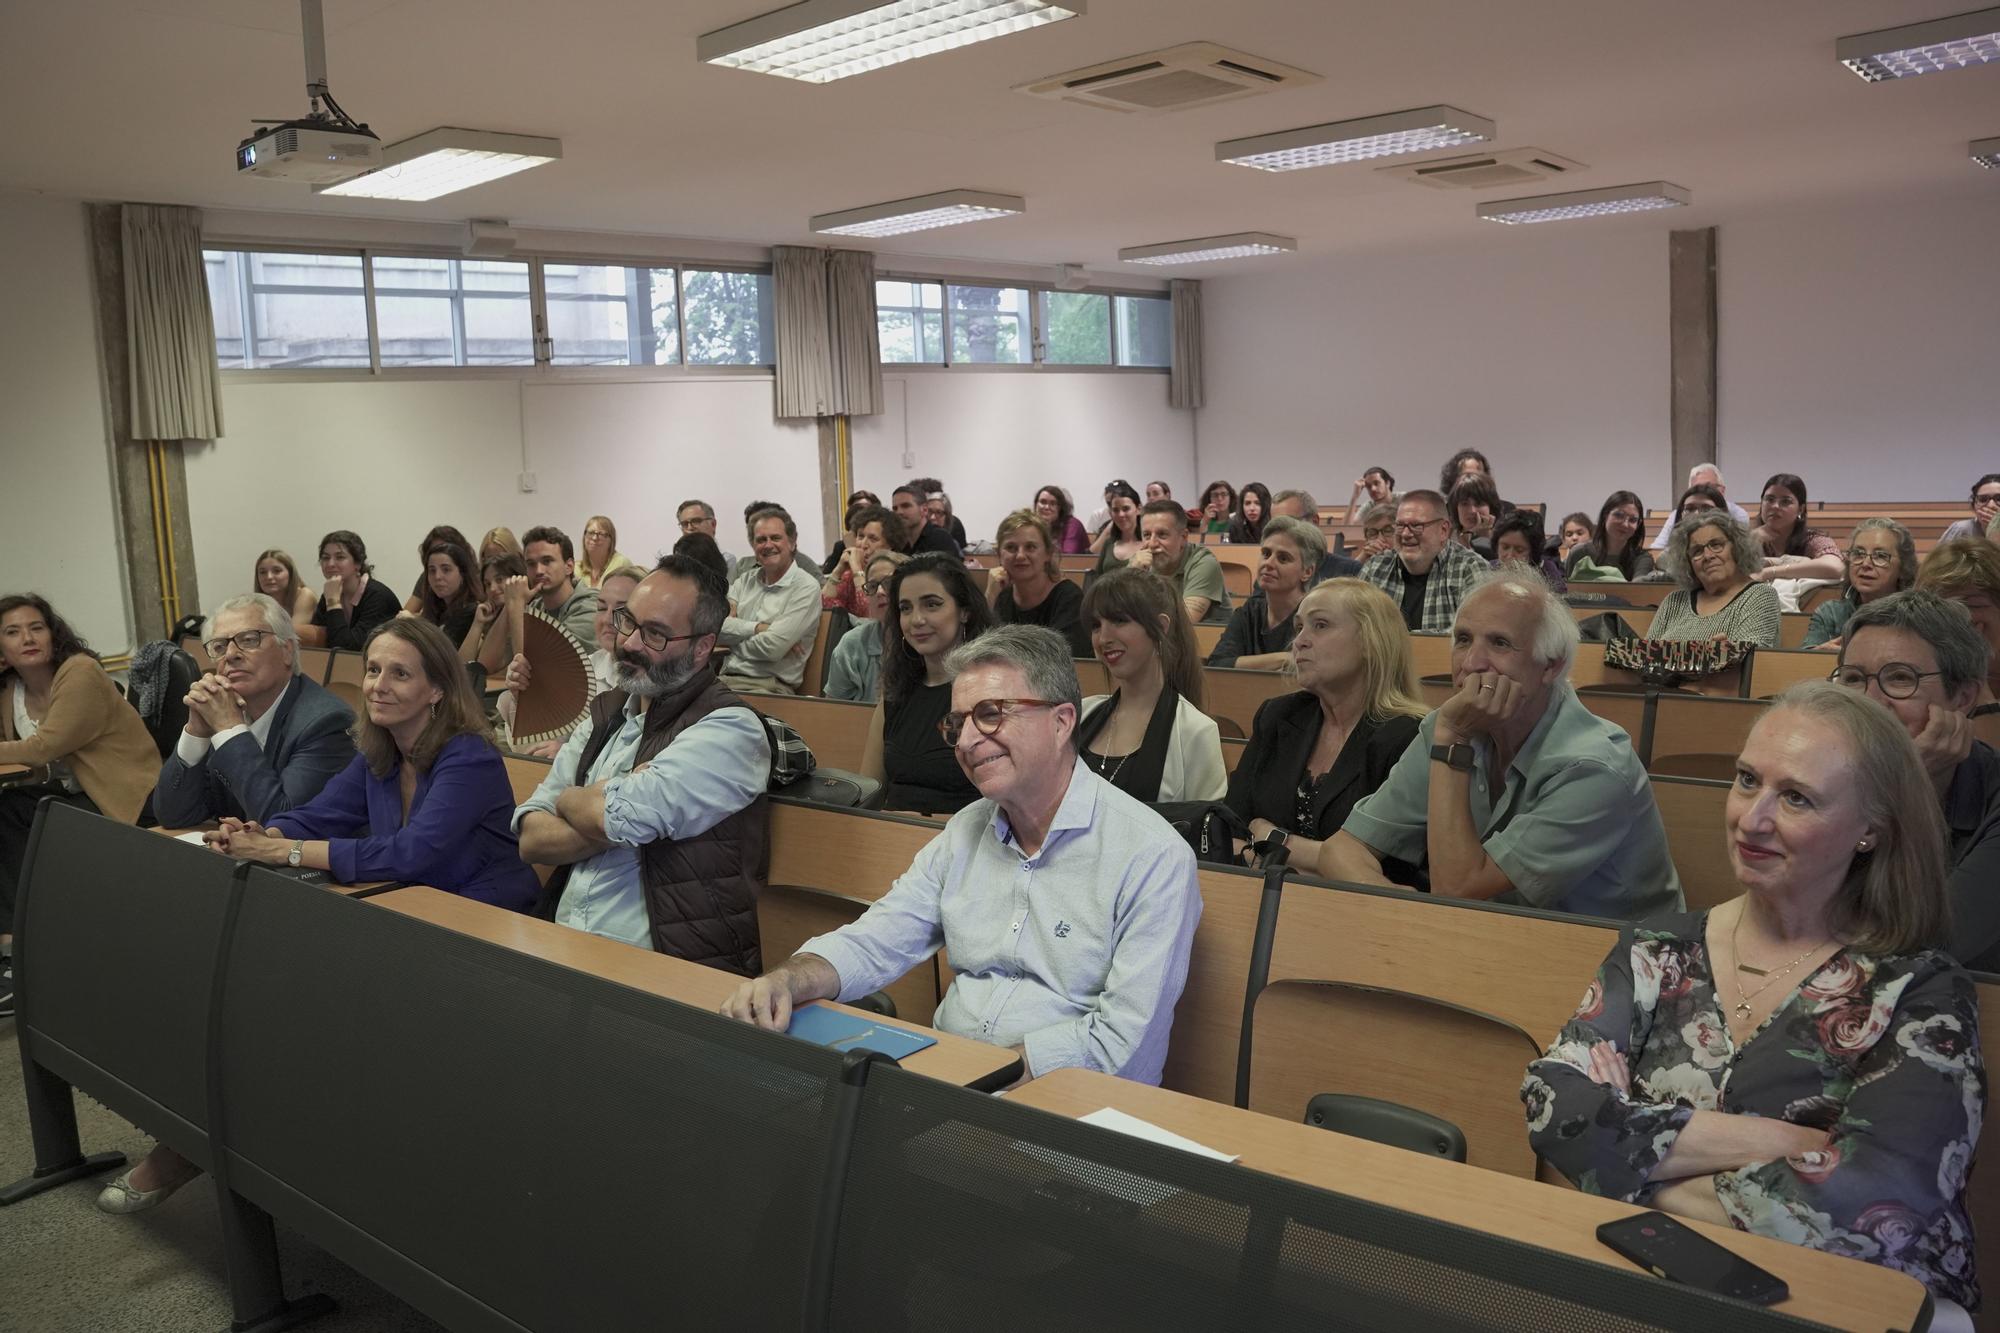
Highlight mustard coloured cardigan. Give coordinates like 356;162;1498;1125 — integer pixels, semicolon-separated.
0;654;161;823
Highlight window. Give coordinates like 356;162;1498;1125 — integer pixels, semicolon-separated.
203;249;369;369
545;263;680;366
1041;291;1111;365
947;283;1030;365
1115;294;1172;368
876;280;944;364
374;257;533;367
681;269;773;365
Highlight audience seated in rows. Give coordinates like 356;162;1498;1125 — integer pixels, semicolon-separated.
1447;475;1501;560
522;525;602;646
1491;511;1567;593
1834;590;2000;970
1196;479;1238;536
302;529;402;650
720;506;821;696
1523;682;1982;1320
1268;488;1360;581
890;484;959;559
1225;481;1270;546
824;550;905;703
1917;539;2000;704
1564;491;1655;582
253;548;318;627
463;550;527;677
1939;473;2000;546
1648;463;1752;551
986;510;1088;656
1089;480;1144;573
863;553;993;816
396;526;473;618
153;594;355;829
820;489;882;574
678;498;740;573
909;476;967;549
1648;510;1782;648
415;537;481;647
1075;568;1225;805
575;514;634;591
1133;498;1231;622
517;557;771;966
820;502;895;618
1359;489;1489;634
723;625;1203;1087
1752;473;1846;585
1206;516;1324;669
1323;569;1684;920
1802;518;1915;649
1227;580;1424;870
1345;466;1398;523
1034;484;1091;554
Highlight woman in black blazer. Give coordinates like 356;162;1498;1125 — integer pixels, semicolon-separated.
1225;579;1427;868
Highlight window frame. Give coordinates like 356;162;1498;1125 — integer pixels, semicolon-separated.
877;269;1169;374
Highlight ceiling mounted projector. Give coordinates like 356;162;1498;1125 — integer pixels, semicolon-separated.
235;0;379;184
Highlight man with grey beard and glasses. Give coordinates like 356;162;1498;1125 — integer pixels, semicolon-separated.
515;554;773;974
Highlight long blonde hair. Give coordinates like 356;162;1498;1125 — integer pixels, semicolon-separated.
577;514;619;583
1293;579;1426;722
254;549;307;610
479;527;522;564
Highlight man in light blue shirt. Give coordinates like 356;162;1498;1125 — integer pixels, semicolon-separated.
722;626;1201;1085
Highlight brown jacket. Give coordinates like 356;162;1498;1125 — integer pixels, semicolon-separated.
552;667;768;976
0;654;160;823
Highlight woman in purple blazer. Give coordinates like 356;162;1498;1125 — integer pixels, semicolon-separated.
207;617;538;911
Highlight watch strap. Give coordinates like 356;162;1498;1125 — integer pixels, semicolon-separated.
1430;742;1477;772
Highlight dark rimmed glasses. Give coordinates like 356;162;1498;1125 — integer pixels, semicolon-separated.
203;629;275;660
938;698;1060;745
1830;663;1941;700
611;607;698;653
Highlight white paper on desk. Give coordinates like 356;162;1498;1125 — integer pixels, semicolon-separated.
175;832;208;845
1077;1107;1239;1163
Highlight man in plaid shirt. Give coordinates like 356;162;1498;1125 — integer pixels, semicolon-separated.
1359;489;1489;633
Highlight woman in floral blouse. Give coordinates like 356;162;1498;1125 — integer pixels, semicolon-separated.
1523;680;1985;1319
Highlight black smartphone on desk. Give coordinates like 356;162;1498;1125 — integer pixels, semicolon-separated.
1597;1211;1788;1306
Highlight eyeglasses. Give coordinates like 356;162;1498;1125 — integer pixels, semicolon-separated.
677;517;709;532
862;578;890;595
1975;491;2000;508
938;698;1059;745
1362;525;1394;540
1831;663;1941;700
610;607;699;653
1391;519;1444;534
1845;548;1897;569
203;630;275;659
1688;538;1731;558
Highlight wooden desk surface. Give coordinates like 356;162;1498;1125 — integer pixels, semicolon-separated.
371;887;1021;1091
0;762;27;777
1009;1068;1927;1333
151;826;389;896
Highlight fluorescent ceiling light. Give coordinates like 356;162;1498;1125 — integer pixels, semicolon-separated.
1118;232;1297;265
317;128;560;201
699;0;1084;84
1837;6;2000;81
1216;105;1496;172
810;189;1025;236
1973;136;2000;168
1477;181;1691;225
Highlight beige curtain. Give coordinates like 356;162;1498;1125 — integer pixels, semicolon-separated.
122;204;224;441
772;245;835;419
1169;278;1204;410
826;249;882;417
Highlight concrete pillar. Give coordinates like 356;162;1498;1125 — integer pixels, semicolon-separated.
1668;227;1718;500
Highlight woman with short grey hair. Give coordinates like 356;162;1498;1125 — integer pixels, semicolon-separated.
1648;509;1780;648
1803;517;1917;650
1207;516;1325;670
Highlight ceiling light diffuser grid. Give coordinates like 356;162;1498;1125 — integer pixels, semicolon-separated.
1477;181;1691;225
1973;137;2000;168
1118;232;1297;265
1836;6;2000;81
317;128;560;201
699;0;1084;83
810;189;1026;236
1217;105;1496;172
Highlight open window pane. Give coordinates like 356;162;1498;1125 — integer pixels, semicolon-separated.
682;269;773;365
876;280;944;364
1115;294;1172;368
546;263;680;366
204;249;369;369
1041;291;1111;365
947;284;1029;365
373;256;532;367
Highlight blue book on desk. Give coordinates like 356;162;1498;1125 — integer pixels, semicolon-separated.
786;1004;937;1060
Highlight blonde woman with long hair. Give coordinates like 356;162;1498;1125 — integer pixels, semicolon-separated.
575;515;634;589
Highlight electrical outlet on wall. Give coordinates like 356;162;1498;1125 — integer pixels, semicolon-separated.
519;471;538;492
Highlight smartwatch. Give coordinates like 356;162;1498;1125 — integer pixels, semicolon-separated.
1430;742;1476;772
1253;829;1291;868
287;840;305;868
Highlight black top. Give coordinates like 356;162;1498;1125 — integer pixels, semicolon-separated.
1397;569;1429;630
1225;692;1421;841
1947;739;2000;972
946;515;968;547
1225;516;1264;545
1075;687;1178;803
1315;552;1362;583
899;523;960;558
1207;591;1299;667
428;602;477;650
312;577;404;651
996;579;1089;657
882;680;979;816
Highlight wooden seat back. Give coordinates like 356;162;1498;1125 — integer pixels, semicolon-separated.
1750;648;1834;699
1650;776;1736;911
325;649;365;715
296;646;333;686
1159;866;1268;1106
1201;668;1292;740
1646;694;1767;769
800;609;835;698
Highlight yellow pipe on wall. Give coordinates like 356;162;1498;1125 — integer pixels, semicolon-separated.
145;441;172;633
158;443;183;626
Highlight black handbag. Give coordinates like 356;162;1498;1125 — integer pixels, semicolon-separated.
1152;800;1252;865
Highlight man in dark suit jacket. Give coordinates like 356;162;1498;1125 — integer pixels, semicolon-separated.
152;595;355;827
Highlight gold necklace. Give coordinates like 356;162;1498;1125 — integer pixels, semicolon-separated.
1728;912;1831;1023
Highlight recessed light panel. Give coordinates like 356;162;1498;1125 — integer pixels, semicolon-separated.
1477;181;1691;226
316;128;560;201
1837;6;2000;81
699;0;1083;84
1118;232;1297;265
810;189;1025;237
1217;106;1496;172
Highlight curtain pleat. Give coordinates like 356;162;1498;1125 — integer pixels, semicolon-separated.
1168;278;1204;410
772;245;835;419
122;204;224;441
826;249;882;417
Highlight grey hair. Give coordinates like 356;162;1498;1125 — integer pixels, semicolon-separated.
942;624;1082;749
676;498;716;522
1688;462;1725;487
1841;589;1991;699
1271;487;1319;517
1261;515;1326;575
1457;566;1579;673
209;593;299;673
1360;500;1398;529
1659;507;1764;590
1846;517;1918;595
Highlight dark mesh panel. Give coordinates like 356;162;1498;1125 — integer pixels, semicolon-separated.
21;804;237;1129
218;872;847;1331
829;1067;1838;1333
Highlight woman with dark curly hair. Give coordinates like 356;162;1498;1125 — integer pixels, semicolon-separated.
1438;448;1491;496
1033;484;1091;554
1197;479;1238;535
301;529;402;650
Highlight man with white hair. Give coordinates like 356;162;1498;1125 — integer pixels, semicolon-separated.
1650;462;1752;551
1318;569;1682;920
152;593;356;827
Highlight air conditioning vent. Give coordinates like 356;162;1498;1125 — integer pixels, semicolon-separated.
1017;42;1319;113
1377;147;1587;190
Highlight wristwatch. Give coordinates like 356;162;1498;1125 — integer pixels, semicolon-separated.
1430;742;1477;772
287;840;304;868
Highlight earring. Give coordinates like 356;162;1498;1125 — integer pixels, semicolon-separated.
430;700;440;720
1856;839;1874;853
